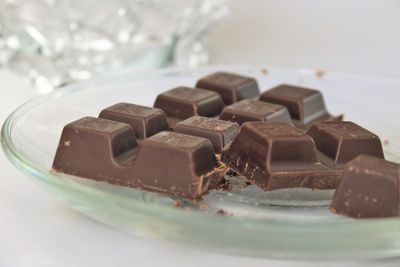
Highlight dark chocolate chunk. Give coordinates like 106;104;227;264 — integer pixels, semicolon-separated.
98;103;168;139
52;118;227;199
52;117;138;180
219;99;292;125
130;131;228;198
259;84;342;128
196;72;260;105
331;155;400;218
307;121;384;168
221;122;342;190
174;116;239;153
153;86;224;127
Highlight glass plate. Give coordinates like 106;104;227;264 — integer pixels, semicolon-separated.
2;66;400;260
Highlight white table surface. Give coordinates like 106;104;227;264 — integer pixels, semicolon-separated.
1;1;400;266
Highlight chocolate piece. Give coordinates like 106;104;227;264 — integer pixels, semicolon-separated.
153;87;224;127
130;131;227;198
219;99;292;125
196;72;260;105
52;118;227;199
259;84;341;128
307;121;384;168
331;155;400;218
221;122;342;190
52;117;138;180
98;103;168;139
174;116;239;153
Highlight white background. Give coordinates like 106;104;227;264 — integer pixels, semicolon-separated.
1;1;400;266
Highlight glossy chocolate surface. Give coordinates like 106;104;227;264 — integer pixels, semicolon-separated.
219;99;292;125
259;84;342;128
153;86;224;127
174;116;239;153
307;121;384;168
196;72;260;105
99;103;168;139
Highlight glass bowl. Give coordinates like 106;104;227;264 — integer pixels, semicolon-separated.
2;66;400;260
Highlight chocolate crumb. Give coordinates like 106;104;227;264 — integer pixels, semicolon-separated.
245;181;252;186
383;140;389;146
261;68;269;75
174;200;184;209
199;202;209;210
216;209;228;215
315;69;326;79
216;178;233;191
226;169;237;177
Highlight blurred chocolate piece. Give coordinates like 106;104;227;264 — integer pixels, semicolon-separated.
174;116;240;153
259;84;342;128
52;117;138;180
154;87;224;127
221;122;342;190
331;155;400;218
307;121;384;168
99;103;168;139
53;118;227;199
219;99;292;125
130;131;228;198
196;72;260;105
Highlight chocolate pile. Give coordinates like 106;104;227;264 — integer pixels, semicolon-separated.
52;71;399;218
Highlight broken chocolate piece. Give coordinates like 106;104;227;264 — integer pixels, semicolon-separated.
99;103;168;139
174;116;239;153
307;121;384;168
331;155;400;218
259;84;341;128
130;131;227;198
221;122;342;190
153;86;224;127
52;117;227;199
196;72;260;105
219;99;292;125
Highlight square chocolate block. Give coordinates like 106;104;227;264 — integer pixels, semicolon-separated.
130;131;228;198
331;155;400;218
99;103;168;139
259;84;341;128
306;121;384;168
154;87;224;126
221;122;342;190
196;72;260;105
174;116;240;153
52;117;138;180
219;99;292;125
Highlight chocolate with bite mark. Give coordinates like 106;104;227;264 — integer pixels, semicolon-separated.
221;122;342;191
307;121;384;168
52;117;227;199
99;103;168;139
331;155;400;218
219;99;292;125
259;84;342;128
196;72;260;105
174;116;239;154
154;86;224;127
